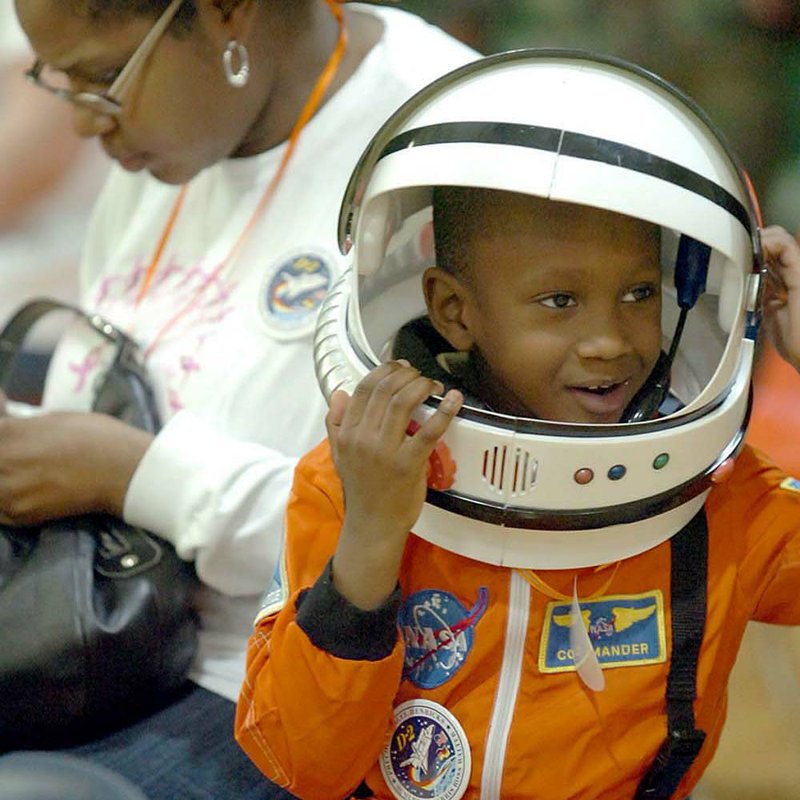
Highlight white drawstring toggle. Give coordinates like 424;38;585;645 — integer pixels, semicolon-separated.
569;576;606;691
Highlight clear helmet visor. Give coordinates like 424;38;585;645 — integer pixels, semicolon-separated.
351;194;752;424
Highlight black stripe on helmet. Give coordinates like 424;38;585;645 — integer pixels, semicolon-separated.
378;122;751;233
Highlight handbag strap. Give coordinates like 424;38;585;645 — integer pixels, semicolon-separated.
0;299;133;381
0;298;160;433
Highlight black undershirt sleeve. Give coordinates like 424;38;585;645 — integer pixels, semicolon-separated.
295;558;401;661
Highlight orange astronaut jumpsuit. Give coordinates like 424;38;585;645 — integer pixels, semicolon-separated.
236;442;800;800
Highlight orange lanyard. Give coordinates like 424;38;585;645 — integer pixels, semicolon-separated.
135;0;348;359
516;561;621;602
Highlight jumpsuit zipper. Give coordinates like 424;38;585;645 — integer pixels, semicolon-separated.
480;570;531;799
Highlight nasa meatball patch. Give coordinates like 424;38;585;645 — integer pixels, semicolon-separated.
398;588;488;690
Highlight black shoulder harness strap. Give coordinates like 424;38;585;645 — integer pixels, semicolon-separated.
634;508;709;800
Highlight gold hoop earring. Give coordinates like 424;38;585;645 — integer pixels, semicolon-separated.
222;40;250;88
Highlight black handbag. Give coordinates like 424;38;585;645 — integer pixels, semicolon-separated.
0;300;199;750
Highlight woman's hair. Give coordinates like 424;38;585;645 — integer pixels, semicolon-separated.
72;0;197;32
74;0;325;30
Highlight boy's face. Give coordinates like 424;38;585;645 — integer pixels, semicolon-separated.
429;193;663;424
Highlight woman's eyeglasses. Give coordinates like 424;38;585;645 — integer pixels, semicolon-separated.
25;0;184;116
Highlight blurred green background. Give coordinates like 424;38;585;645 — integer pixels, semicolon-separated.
393;0;800;235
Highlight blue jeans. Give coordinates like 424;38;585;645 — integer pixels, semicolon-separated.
54;684;296;800
0;752;148;800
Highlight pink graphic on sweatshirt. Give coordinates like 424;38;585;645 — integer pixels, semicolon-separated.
68;345;105;392
66;255;238;414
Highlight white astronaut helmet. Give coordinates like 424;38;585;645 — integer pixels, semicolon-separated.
314;49;764;570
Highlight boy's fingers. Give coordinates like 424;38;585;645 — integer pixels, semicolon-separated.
377;373;445;440
762;226;800;291
355;363;443;437
339;362;407;428
326;390;350;430
404;389;463;459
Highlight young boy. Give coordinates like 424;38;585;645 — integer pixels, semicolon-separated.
236;53;800;800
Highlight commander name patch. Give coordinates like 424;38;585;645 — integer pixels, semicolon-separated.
539;590;666;674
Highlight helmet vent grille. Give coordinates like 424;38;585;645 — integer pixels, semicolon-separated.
482;446;538;496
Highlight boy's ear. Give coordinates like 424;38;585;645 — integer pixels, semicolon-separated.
422;267;476;352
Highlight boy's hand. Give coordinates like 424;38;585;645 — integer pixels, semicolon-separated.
761;225;800;371
327;361;462;610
